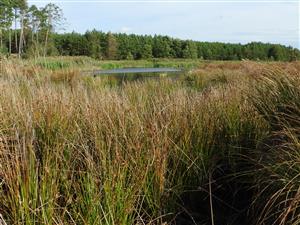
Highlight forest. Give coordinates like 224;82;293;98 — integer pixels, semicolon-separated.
1;0;300;61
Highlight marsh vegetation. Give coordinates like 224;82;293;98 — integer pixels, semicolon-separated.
0;58;299;224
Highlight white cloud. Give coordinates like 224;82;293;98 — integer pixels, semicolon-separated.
120;26;132;33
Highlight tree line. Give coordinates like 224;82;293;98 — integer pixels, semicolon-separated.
1;0;299;61
54;31;300;61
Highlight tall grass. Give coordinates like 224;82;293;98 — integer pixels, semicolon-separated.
249;69;300;225
0;59;299;224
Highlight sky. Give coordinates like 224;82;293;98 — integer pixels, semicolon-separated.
28;0;300;48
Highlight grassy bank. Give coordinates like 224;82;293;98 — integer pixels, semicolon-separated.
5;56;205;71
0;59;299;224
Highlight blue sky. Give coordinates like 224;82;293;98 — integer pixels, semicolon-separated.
28;0;299;48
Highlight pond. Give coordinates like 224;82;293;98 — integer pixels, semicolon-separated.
88;67;184;84
93;67;182;75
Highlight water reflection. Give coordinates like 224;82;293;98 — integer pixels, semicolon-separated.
92;67;184;85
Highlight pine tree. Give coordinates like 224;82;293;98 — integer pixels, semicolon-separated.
182;41;197;59
141;44;152;59
106;32;118;59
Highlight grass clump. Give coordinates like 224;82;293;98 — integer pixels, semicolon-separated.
249;70;300;225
